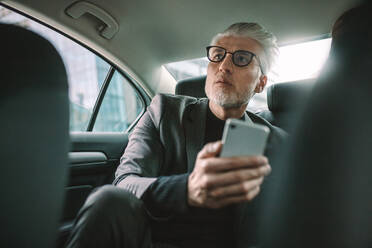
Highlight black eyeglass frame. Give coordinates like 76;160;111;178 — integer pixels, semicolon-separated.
206;45;265;75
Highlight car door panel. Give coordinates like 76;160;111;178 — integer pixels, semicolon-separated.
58;132;129;247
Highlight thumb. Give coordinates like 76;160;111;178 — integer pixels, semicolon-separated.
198;141;223;159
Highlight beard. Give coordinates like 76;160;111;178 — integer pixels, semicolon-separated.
205;84;252;108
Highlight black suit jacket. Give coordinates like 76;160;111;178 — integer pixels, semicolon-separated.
114;94;286;198
113;94;287;247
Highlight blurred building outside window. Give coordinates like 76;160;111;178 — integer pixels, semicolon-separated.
0;6;143;132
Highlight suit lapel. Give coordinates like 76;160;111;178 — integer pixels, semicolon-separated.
183;103;269;172
243;112;253;124
183;98;208;172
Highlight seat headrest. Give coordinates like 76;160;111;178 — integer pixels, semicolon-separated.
175;75;207;98
267;79;315;112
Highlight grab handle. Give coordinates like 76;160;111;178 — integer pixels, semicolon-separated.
66;1;119;39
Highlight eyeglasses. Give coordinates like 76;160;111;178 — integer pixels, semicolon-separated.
206;46;264;74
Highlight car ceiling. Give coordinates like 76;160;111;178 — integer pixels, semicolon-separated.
1;0;357;96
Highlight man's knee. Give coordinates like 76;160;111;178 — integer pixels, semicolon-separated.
67;186;150;247
84;185;144;215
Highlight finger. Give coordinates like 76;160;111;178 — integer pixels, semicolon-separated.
209;177;264;198
209;186;261;209
206;165;271;188
197;141;223;159
201;156;268;173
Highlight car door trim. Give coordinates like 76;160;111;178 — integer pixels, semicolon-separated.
68;151;107;164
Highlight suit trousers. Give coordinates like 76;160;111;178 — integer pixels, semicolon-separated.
65;185;178;248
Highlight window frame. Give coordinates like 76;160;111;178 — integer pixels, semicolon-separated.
88;66;147;133
1;3;150;133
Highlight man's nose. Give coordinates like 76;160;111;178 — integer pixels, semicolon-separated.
218;54;233;73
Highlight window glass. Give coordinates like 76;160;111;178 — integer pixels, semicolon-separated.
0;6;143;132
165;38;331;111
166;57;209;81
93;71;144;132
68;55;110;131
273;38;331;83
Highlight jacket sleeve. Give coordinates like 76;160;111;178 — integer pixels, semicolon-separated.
113;94;190;216
113;95;165;198
141;174;189;218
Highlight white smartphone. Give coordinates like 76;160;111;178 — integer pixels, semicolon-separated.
220;118;270;157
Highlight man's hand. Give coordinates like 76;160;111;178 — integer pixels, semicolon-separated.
188;141;271;209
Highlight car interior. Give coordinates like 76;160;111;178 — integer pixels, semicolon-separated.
0;0;369;247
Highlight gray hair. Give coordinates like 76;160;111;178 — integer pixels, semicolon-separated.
211;22;279;75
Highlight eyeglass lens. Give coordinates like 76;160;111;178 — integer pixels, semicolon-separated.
207;46;254;67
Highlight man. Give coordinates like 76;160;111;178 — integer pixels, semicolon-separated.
67;22;286;248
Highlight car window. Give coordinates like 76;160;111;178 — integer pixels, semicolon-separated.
0;6;144;132
93;71;144;132
165;38;331;112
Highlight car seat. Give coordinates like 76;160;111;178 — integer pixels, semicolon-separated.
256;78;314;132
0;24;69;247
176;75;207;98
259;2;372;245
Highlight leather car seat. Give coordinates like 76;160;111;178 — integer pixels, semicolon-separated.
176;75;207;98
256;79;314;132
259;2;372;246
0;24;69;247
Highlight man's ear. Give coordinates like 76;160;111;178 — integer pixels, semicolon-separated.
254;75;267;93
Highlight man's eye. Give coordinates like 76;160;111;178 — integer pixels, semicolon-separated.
213;53;224;60
235;55;249;64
